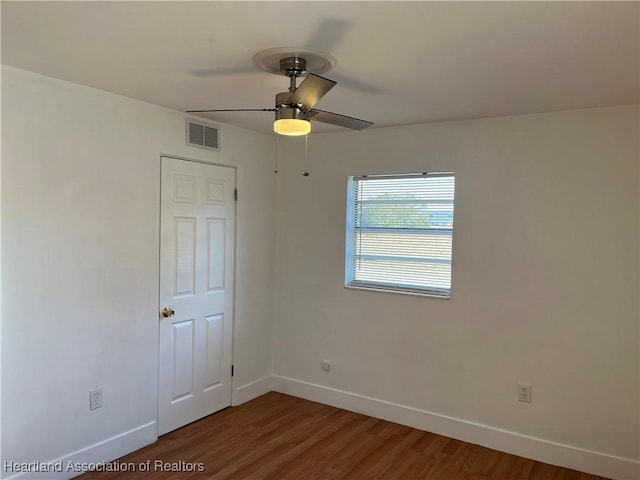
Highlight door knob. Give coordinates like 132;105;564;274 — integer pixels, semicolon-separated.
161;307;175;318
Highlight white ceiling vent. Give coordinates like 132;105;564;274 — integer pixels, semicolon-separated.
186;119;220;151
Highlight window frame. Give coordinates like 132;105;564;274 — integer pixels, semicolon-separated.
345;172;456;299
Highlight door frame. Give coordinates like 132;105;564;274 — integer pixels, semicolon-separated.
157;154;238;431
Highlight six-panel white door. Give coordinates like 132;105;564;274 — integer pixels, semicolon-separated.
158;156;235;436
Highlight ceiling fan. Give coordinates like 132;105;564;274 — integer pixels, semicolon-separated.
187;48;374;136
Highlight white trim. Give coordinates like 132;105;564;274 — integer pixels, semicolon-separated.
232;376;273;406
159;153;235;170
344;284;451;299
2;422;157;480
272;375;639;480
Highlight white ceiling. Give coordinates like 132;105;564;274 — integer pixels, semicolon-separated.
2;1;638;135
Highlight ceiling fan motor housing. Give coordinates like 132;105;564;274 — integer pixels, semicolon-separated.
274;104;310;122
275;91;302;108
275;90;309;122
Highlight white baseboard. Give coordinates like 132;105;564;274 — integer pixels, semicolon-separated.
272;375;639;480
2;422;157;480
232;375;273;406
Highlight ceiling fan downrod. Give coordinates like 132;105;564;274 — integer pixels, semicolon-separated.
280;57;307;93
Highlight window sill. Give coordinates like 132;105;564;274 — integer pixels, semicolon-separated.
344;284;451;300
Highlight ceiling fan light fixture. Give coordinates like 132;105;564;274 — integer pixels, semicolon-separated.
274;106;311;136
274;118;311;136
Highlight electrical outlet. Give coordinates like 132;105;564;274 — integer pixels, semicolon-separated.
518;384;531;403
321;360;331;372
89;388;103;410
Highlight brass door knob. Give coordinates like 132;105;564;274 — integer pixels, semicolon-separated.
161;307;175;318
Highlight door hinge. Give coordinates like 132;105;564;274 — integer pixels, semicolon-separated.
234;188;238;202
231;365;234;377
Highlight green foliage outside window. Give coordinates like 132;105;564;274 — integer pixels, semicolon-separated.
359;193;451;228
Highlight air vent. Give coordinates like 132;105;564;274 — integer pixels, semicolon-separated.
186;120;220;151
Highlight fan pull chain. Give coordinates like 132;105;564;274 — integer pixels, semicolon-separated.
274;135;279;174
302;134;310;177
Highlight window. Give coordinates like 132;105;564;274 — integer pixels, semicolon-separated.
345;173;455;298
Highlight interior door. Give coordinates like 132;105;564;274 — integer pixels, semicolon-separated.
158;156;235;436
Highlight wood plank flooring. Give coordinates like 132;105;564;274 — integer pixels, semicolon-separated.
80;392;608;480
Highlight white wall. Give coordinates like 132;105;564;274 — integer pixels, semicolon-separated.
0;66;275;477
2;65;638;480
273;106;639;478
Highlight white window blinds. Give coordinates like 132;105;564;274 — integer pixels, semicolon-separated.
345;173;455;298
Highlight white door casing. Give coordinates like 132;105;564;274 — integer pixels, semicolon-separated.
158;156;235;436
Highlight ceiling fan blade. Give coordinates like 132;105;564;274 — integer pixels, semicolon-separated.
310;109;373;130
189;65;257;77
186;108;275;113
287;74;336;110
304;17;351;53
329;72;383;94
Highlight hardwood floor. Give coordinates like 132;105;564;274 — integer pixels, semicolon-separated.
80;392;608;480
